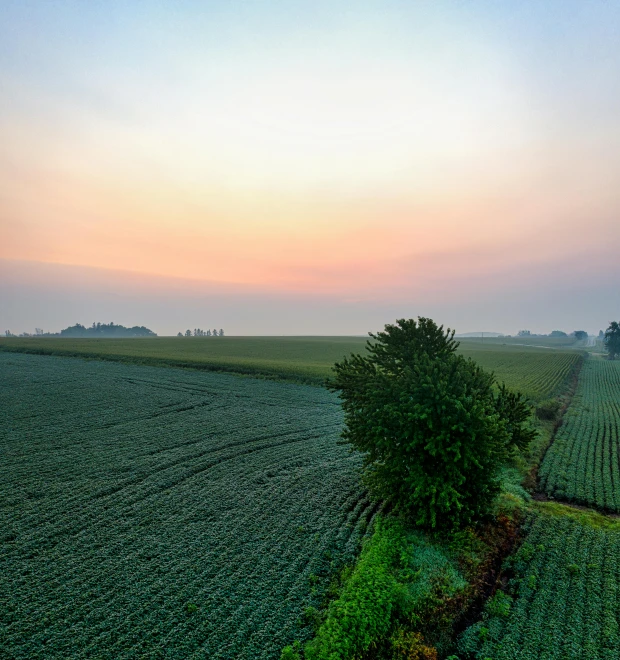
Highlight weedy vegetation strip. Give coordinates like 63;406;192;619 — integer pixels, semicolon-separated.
284;516;468;660
539;358;620;511
0;353;372;659
457;504;620;660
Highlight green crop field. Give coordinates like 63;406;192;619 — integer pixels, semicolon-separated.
458;342;582;401
0;338;586;658
539;358;620;511
0;353;372;659
457;506;620;660
0;336;582;400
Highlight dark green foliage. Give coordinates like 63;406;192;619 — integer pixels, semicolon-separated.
605;321;620;359
329;318;535;530
494;384;537;452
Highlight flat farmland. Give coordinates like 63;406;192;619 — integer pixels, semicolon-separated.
0;353;372;659
0;336;368;384
0;336;582;399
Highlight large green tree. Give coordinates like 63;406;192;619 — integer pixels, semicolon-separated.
605;321;620;360
329;318;534;530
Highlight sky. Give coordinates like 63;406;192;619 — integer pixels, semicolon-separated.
1;1;619;335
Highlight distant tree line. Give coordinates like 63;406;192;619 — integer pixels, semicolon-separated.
4;323;157;338
60;323;157;337
177;329;224;337
516;329;587;339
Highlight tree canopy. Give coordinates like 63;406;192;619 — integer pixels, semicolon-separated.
605;321;620;360
329;318;535;530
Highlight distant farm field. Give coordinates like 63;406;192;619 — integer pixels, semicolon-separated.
0;336;367;384
539;358;620;511
458;341;582;401
0;353;372;659
461;336;582;349
0;336;582;399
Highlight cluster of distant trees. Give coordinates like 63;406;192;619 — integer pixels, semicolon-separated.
4;328;55;338
61;323;156;337
516;329;588;339
4;323;156;338
177;329;224;337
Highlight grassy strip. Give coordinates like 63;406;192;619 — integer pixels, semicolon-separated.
532;500;620;530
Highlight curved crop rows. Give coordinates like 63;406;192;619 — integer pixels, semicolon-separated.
458;511;620;660
0;353;368;659
539;359;620;511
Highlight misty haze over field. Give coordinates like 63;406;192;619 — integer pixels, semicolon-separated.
0;258;616;336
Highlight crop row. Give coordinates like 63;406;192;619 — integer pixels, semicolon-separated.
458;509;620;659
0;353;368;659
539;359;620;511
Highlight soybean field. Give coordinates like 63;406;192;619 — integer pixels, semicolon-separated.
457;507;620;660
0;353;371;659
539;358;620;511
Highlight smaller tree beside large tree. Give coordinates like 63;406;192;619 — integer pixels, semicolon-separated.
329;318;535;530
605;321;620;360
